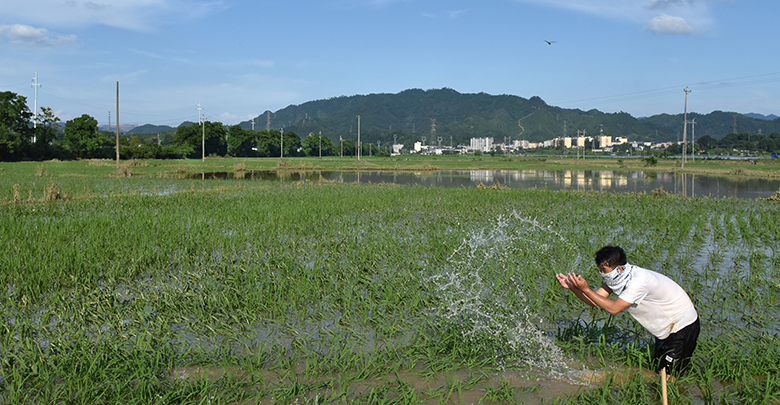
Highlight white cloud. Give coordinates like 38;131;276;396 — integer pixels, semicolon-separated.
420;9;469;19
0;0;228;32
514;0;717;33
647;13;694;34
0;24;77;47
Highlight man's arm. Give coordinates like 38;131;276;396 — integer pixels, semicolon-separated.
565;273;632;315
556;273;609;307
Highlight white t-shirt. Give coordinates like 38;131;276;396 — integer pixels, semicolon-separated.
614;264;698;340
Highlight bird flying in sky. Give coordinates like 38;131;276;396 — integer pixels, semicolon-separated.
544;40;557;45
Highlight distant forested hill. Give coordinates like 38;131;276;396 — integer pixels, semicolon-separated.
128;124;175;135
236;88;780;146
131;88;780;147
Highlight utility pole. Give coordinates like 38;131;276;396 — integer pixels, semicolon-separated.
691;118;696;161
251;118;255;131
682;86;691;168
319;131;322;159
108;111;111;132
280;128;284;159
32;72;41;143
582;129;586;159
340;135;343;158
116;81;120;167
198;102;205;161
357;115;361;160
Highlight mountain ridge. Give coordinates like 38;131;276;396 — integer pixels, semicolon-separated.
131;89;780;146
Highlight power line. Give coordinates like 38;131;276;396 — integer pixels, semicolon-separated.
557;71;780;108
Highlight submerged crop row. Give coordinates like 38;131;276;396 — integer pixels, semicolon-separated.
1;183;778;404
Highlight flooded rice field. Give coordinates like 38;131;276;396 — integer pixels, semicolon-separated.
1;183;778;404
184;169;780;199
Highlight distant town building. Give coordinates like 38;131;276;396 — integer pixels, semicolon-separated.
597;135;612;148
469;137;494;153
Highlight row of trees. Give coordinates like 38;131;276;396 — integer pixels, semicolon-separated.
697;133;780;154
1;90;392;161
8;87;776;161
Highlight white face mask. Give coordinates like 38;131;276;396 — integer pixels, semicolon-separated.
600;264;632;295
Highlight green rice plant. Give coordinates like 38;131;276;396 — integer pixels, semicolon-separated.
1;179;778;403
734;374;780;405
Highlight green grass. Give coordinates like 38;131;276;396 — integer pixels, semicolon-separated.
1;160;779;404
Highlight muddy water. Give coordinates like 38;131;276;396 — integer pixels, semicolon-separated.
172;361;662;404
184;169;780;199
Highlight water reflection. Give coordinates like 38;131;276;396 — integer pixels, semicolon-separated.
183;170;780;199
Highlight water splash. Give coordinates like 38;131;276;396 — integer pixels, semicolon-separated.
426;210;581;372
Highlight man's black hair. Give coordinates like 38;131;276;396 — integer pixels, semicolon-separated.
595;246;628;268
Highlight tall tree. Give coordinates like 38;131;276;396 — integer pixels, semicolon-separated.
174;121;227;158
337;139;355;157
0;91;33;160
300;132;334;157
63;114;111;158
35;107;61;145
282;131;302;157
226;125;257;157
254;129;280;157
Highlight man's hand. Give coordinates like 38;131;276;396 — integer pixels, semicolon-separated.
555;273;572;289
566;273;589;291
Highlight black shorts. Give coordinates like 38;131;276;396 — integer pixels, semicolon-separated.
654;317;700;376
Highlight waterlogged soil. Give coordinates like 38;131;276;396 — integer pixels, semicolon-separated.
171;362;659;404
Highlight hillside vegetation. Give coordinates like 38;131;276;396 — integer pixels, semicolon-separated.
236;88;780;147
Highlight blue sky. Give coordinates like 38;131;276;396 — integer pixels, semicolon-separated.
1;0;779;128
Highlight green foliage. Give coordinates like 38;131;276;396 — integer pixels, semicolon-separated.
63;114;112;158
127;124;175;135
1;174;779;402
643;156;658;166
236;89;780;153
0;91;34;160
250;129;276;157
300;132;334;157
337;139;356;157
226;125;257;157
173;121;227;158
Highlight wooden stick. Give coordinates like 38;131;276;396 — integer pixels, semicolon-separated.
661;367;668;405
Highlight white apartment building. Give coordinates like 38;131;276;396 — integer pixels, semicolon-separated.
469;137;494;153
